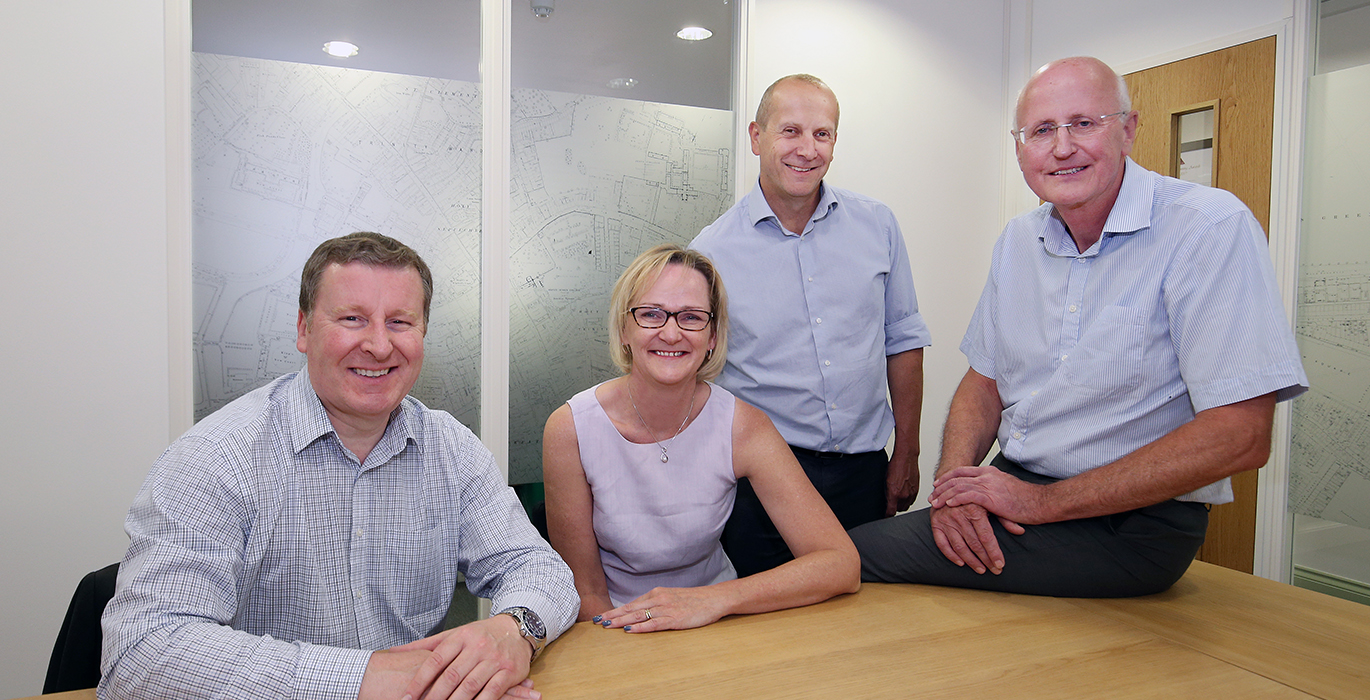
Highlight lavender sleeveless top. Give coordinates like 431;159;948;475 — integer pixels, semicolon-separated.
568;381;738;606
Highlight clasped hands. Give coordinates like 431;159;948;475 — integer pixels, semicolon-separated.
360;615;538;700
927;465;1050;576
591;586;728;633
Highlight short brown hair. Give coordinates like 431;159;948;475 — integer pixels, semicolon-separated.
608;244;728;381
299;232;434;324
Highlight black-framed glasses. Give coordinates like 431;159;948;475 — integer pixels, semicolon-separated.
1012;111;1128;147
628;306;714;331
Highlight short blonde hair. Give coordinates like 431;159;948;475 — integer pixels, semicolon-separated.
608;244;728;381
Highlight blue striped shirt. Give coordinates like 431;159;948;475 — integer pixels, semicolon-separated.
692;182;932;453
100;369;577;700
961;158;1307;503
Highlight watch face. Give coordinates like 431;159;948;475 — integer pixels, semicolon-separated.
524;610;546;638
506;607;546;639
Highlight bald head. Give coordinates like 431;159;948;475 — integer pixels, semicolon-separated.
1016;57;1131;131
755;74;840;131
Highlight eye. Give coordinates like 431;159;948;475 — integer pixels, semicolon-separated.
679;311;710;326
1031;124;1054;137
815;130;832;141
782;126;798;135
638;308;667;322
1073;118;1096;130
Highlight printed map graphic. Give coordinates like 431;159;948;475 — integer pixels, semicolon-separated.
1290;64;1370;528
192;54;732;483
506;89;732;481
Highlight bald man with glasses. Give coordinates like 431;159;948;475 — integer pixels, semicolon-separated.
849;56;1307;597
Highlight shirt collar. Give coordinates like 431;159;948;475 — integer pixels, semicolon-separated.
744;180;839;236
1040;157;1151;257
283;366;420;463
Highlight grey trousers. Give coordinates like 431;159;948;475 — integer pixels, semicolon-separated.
848;454;1209;597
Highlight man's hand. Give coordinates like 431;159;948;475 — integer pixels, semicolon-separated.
884;449;919;517
929;502;1023;575
930;465;1052;525
360;615;536;700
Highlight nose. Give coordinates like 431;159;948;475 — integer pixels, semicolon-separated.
658;317;685;341
795;133;818;158
361;322;393;357
1051;125;1078;156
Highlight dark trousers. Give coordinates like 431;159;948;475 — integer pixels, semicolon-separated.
722;446;888;578
848;454;1209;597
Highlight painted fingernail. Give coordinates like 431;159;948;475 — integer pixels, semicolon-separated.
592;615;602;623
624;625;632;631
600;619;610;627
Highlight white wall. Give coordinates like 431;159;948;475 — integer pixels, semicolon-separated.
1028;0;1292;69
0;0;1304;696
0;0;175;696
748;0;1010;505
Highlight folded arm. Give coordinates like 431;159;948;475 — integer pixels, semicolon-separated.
931;392;1277;524
600;401;860;633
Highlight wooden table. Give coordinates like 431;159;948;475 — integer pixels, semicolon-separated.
530;562;1368;699
17;562;1369;700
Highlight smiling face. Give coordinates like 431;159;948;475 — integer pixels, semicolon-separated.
296;262;427;435
1015;58;1137;228
623;264;717;388
750;79;838;216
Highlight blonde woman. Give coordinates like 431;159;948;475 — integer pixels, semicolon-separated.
543;244;858;632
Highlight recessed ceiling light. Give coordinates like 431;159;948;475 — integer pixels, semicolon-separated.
323;41;359;58
676;26;713;41
607;78;638;90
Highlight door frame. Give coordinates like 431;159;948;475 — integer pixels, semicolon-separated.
1111;5;1315;583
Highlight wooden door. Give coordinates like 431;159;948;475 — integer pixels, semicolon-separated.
1124;36;1276;574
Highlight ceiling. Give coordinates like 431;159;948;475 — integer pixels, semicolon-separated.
192;0;736;110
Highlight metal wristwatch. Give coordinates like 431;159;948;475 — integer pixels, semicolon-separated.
496;606;547;660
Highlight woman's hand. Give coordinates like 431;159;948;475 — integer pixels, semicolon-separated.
592;586;733;633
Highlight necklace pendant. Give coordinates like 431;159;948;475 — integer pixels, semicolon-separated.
659;447;669;463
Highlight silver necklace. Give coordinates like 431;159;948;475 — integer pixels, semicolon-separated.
627;381;697;463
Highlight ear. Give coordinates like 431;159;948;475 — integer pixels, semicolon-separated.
296;310;309;354
1119;110;1139;157
749;121;762;156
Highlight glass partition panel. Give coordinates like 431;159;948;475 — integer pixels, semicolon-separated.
506;0;738;483
1290;0;1370;606
190;0;483;431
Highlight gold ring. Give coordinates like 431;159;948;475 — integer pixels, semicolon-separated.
644;609;653;620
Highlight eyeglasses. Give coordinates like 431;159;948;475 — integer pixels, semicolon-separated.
1013;111;1128;147
628;306;714;331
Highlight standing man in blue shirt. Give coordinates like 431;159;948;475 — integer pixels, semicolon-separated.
691;74;932;577
101;233;577;700
849;57;1308;596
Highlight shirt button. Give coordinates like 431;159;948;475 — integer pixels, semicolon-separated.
824;360;831;366
1069;304;1078;313
1030;390;1038;396
354;589;363;599
1012;431;1024;440
815;318;823;324
830;403;837;410
1061;354;1069;362
354;527;364;538
808;277;814;282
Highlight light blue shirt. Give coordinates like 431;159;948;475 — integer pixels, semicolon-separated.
691;182;931;453
101;369;577;700
962;158;1307;503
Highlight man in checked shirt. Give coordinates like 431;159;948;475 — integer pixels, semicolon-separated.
101;232;576;700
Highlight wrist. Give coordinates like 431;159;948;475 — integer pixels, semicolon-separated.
495;606;547;661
